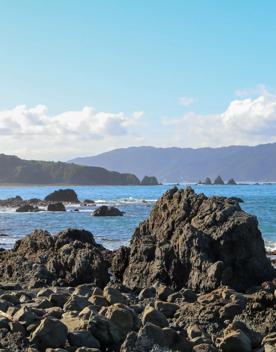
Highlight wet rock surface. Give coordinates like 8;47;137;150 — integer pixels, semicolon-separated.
0;187;274;351
44;189;80;203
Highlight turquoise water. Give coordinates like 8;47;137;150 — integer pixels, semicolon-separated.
0;184;275;251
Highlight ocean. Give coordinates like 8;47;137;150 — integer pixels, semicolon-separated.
0;184;275;252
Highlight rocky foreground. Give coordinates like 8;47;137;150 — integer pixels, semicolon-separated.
0;187;275;352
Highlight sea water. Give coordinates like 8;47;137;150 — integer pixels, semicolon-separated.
0;184;275;252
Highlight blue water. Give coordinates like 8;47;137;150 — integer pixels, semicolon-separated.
0;184;275;251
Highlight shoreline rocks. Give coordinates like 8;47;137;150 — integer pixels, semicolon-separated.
0;187;275;351
114;187;275;292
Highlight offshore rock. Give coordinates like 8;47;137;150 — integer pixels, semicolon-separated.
116;187;275;292
44;189;79;203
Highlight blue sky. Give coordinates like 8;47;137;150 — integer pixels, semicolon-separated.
0;1;276;160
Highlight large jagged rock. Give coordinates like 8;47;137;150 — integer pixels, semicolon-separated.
0;228;110;288
114;187;275;292
44;189;79;203
141;176;159;185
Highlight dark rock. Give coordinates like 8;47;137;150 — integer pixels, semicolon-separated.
30;317;68;349
141;305;168;328
141;176;159;185
103;287;127;305
47;203;66;212
227;178;237;185
213;176;225;185
68;330;100;348
0;228;110;288
203;177;212;185
116;187;275;292
93;206;124;216
16;204;40;212
45;189;79;203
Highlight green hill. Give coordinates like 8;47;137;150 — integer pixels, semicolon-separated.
0;154;141;185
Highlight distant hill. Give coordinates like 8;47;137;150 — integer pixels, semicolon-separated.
0;154;141;185
70;143;276;182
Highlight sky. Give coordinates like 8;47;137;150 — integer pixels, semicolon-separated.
1;0;276;160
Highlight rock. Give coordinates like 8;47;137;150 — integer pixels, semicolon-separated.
141;176;159;185
101;303;139;339
68;330;100;348
44;189;79;203
220;329;252;352
154;301;179;317
83;199;96;205
103;287;127;305
203;177;212;185
227;178;237;185
213;176;225;185
64;295;90;312
87;314;122;347
0;228;110;288
141;305;168;328
93;206;124;216
73;284;96;297
30;317;68;349
89;295;109;307
116;187;275;292
138;287;156;300
13;306;38;326
16;204;40;212
47;203;66;212
156;284;174;301
137;323;166;348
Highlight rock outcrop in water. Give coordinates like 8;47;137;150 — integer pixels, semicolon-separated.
93;206;124;216
141;176;159;185
0;228;110;289
45;189;79;203
114;187;275;292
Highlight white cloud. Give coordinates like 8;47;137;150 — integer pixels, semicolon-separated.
164;92;276;147
234;84;268;97
0;105;144;159
178;96;195;107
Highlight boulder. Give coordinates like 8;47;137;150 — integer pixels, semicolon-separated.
30;317;68;349
141;305;168;328
47;203;66;212
114;187;275;292
16;204;39;212
93;206;124;216
68;330;100;348
45;189;79;203
103;287;127;305
0;228;110;288
141;176;159;185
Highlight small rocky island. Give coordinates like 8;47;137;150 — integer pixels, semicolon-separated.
0;187;275;351
198;176;237;185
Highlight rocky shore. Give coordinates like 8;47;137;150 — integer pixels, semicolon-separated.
0;187;275;351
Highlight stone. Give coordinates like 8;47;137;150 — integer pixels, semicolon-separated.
93;206;124;216
13;306;38;326
141;176;159;185
213;176;224;185
64;295;90;312
30;317;68;349
220;329;252;352
68;330;100;348
138;287;156;300
103;287;127;305
44;189;79;203
141;305;168;328
87;314;122;347
47;203;66;212
154;300;179;317
138;323;165;348
227;178;237;185
89;295;109;307
16;204;40;212
101;303;139;340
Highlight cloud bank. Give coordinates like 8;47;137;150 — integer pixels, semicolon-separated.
164;92;276;147
1;91;276;160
